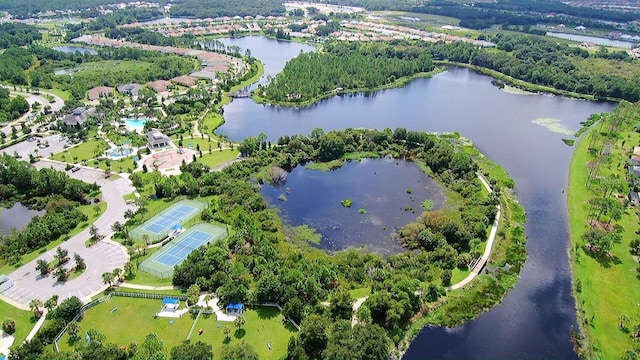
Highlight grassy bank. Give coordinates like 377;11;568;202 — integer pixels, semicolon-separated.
568;102;640;359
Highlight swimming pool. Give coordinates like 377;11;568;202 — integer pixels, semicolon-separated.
123;118;149;133
106;146;135;159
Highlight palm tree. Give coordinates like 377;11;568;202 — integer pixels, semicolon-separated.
67;321;81;340
234;314;245;331
54;247;68;266
203;294;213;308
124;261;135;277
223;325;231;340
102;272;114;288
36;259;49;275
29;299;43;318
112;268;123;283
74;253;85;271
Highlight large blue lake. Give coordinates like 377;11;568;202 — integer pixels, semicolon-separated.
218;36;616;359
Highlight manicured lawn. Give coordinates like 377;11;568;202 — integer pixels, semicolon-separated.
198;149;239;167
183;136;218;152
0;300;36;347
57;296;194;352
200;111;225;134
349;287;371;299
451;268;471;284
193;306;297;360
568;106;640;359
57;297;296;360
0;201;106;275
49;139;109;163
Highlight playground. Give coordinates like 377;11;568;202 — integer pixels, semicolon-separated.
144;148;196;172
55;295;297;360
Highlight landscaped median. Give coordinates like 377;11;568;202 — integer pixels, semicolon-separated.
568;101;640;359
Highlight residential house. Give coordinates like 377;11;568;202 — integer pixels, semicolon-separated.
146;80;172;93
171;75;198;87
88;86;114;101
63;107;96;128
117;83;142;97
146;129;171;150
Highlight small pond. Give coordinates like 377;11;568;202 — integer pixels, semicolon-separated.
1;203;45;235
260;158;445;255
53;45;98;55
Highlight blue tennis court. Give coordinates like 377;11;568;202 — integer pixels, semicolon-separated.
155;230;213;267
143;204;199;235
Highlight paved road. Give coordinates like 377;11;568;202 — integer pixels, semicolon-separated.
2;160;135;307
1;88;64;137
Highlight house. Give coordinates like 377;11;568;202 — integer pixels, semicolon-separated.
63;107;96;128
574;25;586;32
88;86;114;101
146;129;171;150
226;303;244;315
146;80;172;93
117;83;141;97
171;75;198;87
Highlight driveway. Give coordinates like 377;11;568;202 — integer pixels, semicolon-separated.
2;160;136;307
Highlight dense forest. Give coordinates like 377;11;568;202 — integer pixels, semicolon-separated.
0;23;42;49
259;41;434;103
0;155;98;264
0;0;169;18
169;0;286;18
0;88;30;124
262;36;640;105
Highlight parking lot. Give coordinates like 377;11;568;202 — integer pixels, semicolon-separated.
1;134;69;159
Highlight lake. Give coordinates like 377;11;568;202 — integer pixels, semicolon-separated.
53;45;98;55
0;203;44;235
546;32;635;48
217;36;616;359
261;158;445;255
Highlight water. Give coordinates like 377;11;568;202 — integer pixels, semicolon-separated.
546;32;635;48
123;118;149;133
216;37;616;358
0;203;45;235
261;158;445;255
53;45;98;55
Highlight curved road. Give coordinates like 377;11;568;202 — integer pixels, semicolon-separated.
1;88;65;137
1;160;135;309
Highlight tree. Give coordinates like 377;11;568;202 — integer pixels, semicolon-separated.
36;259;49;275
203;294;213;309
89;224;103;242
2;318;15;334
102;272;114;288
297;314;330;360
283;297;304;325
67;321;81;340
124;261;136;277
44;295;58;312
111;221;125;234
53;266;68;282
29;299;43;318
329;289;353;321
54;246;69;265
51;297;83;323
136;332;166;360
234;314;245;331
223;325;231;340
220;342;258;360
73;253;85;271
170;340;213;360
186;284;200;306
112;267;123;283
619;314;631;331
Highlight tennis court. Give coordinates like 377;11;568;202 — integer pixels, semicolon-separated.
129;200;207;243
139;223;228;278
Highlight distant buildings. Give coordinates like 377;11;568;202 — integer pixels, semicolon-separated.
117;83;141;97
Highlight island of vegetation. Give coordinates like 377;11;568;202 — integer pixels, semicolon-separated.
568;101;640;360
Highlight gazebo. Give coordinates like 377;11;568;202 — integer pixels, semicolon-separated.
226;303;244;315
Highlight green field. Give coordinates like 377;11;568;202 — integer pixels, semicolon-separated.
199;149;239;168
568;103;640;359
0;300;35;348
57;296;296;359
50;139;109;163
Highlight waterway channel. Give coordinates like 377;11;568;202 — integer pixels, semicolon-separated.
217;36;616;359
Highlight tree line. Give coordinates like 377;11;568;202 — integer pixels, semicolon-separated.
169;0;286;18
0;87;30;124
0;155;98;264
259;41;434;103
0;23;42;49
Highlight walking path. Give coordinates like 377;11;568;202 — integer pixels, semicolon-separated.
119;283;176;291
351;172;503;323
25;310;47;341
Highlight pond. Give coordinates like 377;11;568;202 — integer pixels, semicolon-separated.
261;158;445;255
0;203;45;235
53;45;98;55
216;36;616;359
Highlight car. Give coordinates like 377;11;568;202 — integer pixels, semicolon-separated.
71;166;81;173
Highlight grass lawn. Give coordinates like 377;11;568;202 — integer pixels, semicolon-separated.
451;267;471;284
0;300;36;347
199;149;239;168
49;139;109;163
348;287;371;299
0;201;106;275
193;306;297;360
91;157;137;173
58;297;194;352
200;111;225;135
183;136;218;152
568;104;640;359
